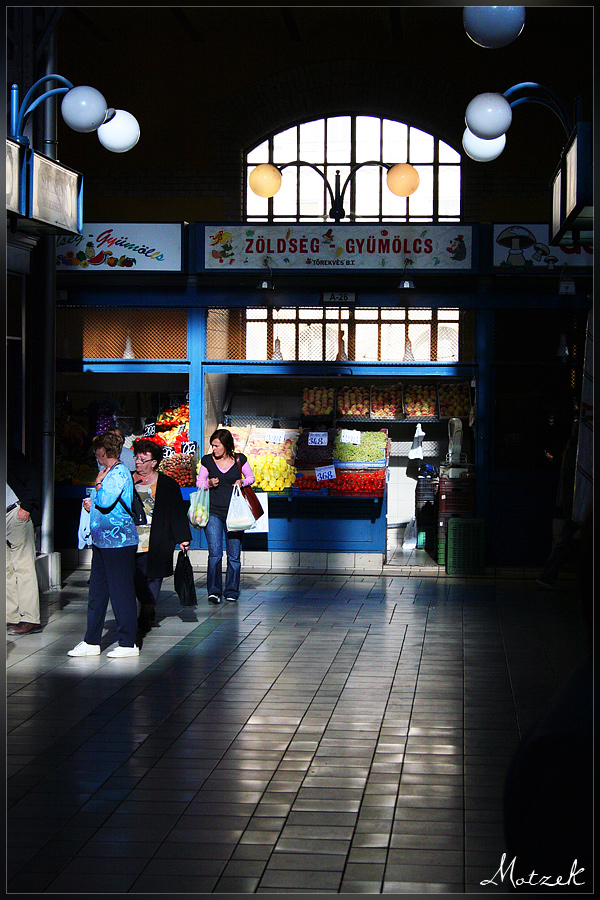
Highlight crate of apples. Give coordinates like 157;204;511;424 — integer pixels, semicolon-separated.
403;384;438;418
438;382;471;418
336;385;370;418
302;386;334;417
371;384;402;419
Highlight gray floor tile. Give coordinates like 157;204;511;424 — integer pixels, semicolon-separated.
6;568;589;894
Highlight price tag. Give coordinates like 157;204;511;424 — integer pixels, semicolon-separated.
308;432;328;446
177;423;187;434
163;446;175;458
181;441;197;456
315;465;336;482
143;422;156;436
265;429;285;444
169;395;181;407
340;429;361;445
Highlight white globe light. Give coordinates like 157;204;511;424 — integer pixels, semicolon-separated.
97;110;140;152
386;163;420;197
465;92;512;140
61;85;108;133
462;127;506;162
463;6;525;49
249;163;282;198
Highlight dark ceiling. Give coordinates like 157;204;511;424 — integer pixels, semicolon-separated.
50;6;593;173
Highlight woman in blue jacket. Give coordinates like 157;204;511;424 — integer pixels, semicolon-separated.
68;431;140;658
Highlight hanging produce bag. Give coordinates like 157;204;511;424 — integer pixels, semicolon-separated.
188;487;210;529
226;484;256;531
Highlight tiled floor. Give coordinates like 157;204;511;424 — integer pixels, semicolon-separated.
6;564;589;894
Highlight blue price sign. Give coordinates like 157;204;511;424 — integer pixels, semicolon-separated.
308;432;328;446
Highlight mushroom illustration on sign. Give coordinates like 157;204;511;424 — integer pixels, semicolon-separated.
496;225;536;267
532;242;550;262
544;255;559;271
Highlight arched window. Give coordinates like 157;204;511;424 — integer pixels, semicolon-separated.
245;115;461;223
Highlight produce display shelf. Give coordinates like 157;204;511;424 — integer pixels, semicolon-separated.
332;458;387;470
328;491;385;499
253;488;292;497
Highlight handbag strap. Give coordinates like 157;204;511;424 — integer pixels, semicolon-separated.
117;472;140;520
236;454;243;482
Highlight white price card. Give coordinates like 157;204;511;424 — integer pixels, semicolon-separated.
181;441;197;455
265;429;285;444
308;432;328;446
315;465;336;482
340;429;361;445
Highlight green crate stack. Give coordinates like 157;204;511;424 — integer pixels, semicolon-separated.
437;537;446;565
446;518;485;575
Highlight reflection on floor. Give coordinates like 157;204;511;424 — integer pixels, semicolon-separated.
6;566;590;893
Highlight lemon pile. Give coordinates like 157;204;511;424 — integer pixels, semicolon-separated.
251;453;296;492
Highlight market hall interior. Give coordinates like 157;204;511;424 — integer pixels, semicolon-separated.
6;5;594;895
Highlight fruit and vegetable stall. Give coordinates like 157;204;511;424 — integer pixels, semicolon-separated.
53;376;474;555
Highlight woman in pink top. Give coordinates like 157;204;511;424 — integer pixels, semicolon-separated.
197;428;255;604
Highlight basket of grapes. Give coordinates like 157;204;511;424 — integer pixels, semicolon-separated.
332;429;388;469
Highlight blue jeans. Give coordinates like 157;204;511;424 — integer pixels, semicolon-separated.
204;514;242;599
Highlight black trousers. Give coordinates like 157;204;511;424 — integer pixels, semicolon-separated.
134;552;163;606
85;545;138;647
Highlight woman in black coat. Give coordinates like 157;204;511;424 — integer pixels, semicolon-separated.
132;440;192;632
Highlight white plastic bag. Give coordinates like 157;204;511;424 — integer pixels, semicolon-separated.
188;487;210;528
408;423;425;460
226;484;256;531
402;516;418;550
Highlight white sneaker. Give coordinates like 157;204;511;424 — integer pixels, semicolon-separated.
107;645;139;658
68;641;101;657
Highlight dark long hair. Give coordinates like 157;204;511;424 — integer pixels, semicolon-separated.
210;428;235;458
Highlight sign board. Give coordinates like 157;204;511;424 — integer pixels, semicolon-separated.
493;224;592;269
200;224;476;272
29;151;83;234
56;223;184;272
6;139;24;215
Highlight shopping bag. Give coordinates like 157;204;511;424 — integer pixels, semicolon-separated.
402;516;418;550
236;456;264;520
188;487;210;528
226;483;256;531
174;549;197;607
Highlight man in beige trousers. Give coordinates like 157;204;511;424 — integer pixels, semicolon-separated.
6;445;42;635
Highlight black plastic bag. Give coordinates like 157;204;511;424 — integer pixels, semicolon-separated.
174;549;197;607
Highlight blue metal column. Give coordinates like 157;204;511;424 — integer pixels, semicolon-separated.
187;306;206;458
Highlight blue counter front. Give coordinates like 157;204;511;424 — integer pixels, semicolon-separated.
55;485;387;555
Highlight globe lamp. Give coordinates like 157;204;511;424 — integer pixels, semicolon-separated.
463;6;525;49
61;85;108;133
465;92;512;140
249;163;282;198
97;110;140;152
462;128;506;162
386;163;420;197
